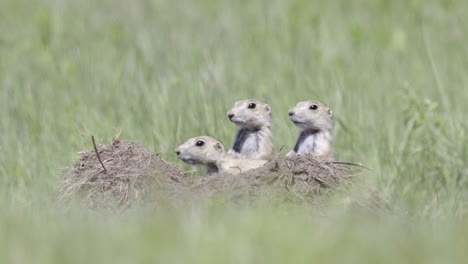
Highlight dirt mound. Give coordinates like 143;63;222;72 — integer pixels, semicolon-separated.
59;139;186;210
190;154;358;205
60;139;360;210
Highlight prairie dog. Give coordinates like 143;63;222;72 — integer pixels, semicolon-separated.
175;136;267;176
287;100;334;160
226;99;274;160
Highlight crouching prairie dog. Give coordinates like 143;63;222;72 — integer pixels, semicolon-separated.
287;100;334;160
175;136;268;176
226;99;274;160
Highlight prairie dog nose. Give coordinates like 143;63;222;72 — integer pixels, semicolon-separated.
227;113;234;119
288;111;294;116
175;149;181;155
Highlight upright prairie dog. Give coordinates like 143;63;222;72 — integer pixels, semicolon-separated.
175;136;268;176
287;100;334;160
226;99;274;160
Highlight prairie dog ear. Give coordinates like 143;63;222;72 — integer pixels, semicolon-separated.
327;108;333;118
214;142;224;152
265;104;271;113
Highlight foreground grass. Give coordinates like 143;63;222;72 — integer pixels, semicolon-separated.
1;0;467;263
2;204;468;263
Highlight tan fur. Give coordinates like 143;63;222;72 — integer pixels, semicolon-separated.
287;100;334;160
226;99;274;160
219;157;268;175
175;136;267;176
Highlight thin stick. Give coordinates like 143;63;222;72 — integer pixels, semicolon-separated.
274;145;285;159
92;135;107;173
332;161;371;170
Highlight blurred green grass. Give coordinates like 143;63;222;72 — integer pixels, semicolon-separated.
1;0;467;263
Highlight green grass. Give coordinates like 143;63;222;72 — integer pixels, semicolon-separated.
1;0;468;263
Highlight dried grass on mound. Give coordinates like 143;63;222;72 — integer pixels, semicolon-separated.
59;138;361;210
59;139;186;210
190;154;359;205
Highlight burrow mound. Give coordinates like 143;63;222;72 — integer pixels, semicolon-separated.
59;139;360;210
190;154;358;206
59;139;187;210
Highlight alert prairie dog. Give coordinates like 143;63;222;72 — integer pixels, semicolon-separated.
226;99;274;160
175;136;268;176
287;100;334;160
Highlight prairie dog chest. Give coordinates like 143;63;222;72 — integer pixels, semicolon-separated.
295;131;332;153
232;129;260;155
295;132;318;154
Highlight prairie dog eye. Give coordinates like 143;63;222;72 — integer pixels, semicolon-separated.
309;105;318;110
196;141;205;146
248;103;256;109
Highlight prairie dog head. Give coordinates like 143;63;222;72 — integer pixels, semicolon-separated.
288;100;333;131
175;136;226;165
227;99;272;129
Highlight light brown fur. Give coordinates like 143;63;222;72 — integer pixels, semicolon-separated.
226;99;274;160
175;136;267;176
287;100;334;160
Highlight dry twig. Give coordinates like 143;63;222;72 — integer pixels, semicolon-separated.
332;161;371;170
92;135;107;173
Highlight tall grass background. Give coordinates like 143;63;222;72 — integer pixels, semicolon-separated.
1;0;467;263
